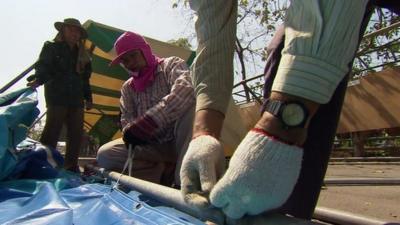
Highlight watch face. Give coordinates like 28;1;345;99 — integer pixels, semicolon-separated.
281;103;305;126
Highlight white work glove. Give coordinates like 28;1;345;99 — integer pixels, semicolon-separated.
210;129;303;219
180;135;226;208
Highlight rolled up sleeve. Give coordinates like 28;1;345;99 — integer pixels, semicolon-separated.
189;0;237;114
272;0;368;104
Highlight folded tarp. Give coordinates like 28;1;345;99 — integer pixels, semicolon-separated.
0;88;40;180
0;181;204;225
5;138;64;180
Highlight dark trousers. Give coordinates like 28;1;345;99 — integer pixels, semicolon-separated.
40;106;84;170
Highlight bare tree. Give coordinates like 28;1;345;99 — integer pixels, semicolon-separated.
353;7;400;79
172;1;399;102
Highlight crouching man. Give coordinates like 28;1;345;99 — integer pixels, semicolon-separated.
97;31;195;187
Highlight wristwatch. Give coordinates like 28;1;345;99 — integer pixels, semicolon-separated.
263;99;309;129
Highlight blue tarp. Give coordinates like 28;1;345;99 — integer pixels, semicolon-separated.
6;138;64;180
0;88;205;224
0;88;40;180
0;181;204;225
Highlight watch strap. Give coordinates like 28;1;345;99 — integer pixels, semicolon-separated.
264;99;284;117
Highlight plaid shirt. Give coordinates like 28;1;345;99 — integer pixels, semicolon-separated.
120;56;195;143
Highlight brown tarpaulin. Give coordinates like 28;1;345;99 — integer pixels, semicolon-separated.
337;67;400;133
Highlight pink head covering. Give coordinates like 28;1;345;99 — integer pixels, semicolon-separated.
110;31;163;92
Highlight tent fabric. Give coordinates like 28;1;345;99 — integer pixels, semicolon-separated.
0;88;40;180
82;20;196;145
0;181;204;225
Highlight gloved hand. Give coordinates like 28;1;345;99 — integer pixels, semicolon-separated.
122;129;147;147
180;135;226;208
209;129;303;219
122;115;158;146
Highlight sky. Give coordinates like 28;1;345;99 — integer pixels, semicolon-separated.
0;0;194;113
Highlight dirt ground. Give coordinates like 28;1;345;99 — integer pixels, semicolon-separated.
316;163;400;222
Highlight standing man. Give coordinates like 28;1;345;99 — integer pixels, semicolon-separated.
180;0;375;220
28;18;93;172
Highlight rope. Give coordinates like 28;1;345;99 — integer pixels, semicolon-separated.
111;144;134;191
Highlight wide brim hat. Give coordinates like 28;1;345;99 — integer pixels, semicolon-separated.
54;18;88;39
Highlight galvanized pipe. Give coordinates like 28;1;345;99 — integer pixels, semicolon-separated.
0;63;35;93
329;157;400;163
313;207;394;225
324;178;400;186
86;165;320;225
87;164;224;224
329;162;400;166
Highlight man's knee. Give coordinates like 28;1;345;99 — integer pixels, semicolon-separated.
96;144;113;168
96;139;126;169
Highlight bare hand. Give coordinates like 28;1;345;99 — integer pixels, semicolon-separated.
85;101;93;110
27;80;40;89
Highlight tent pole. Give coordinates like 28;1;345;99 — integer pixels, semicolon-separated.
0;63;36;94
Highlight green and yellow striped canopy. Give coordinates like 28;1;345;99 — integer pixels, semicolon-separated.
82;20;196;145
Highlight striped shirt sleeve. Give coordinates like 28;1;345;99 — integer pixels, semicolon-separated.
144;57;195;131
120;79;137;129
190;0;237;114
272;0;368;104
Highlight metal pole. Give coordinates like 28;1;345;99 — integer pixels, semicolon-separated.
330;157;400;163
87;164;225;224
314;207;392;225
361;21;400;40
86;165;321;225
28;111;47;131
324;178;400;186
0;63;36;94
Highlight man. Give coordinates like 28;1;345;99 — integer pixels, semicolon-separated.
178;0;390;220
28;18;92;172
97;31;195;186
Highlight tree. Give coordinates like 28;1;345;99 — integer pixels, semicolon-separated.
167;38;192;50
234;0;289;103
172;1;399;102
172;0;288;103
353;8;400;80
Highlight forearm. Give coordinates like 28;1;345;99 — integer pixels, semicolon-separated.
146;60;195;128
83;81;92;102
260;0;369;145
256;91;318;146
83;64;93;102
120;83;137;128
192;109;225;139
190;0;237;115
145;86;195;130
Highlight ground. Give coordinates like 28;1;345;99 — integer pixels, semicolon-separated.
316;163;400;222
